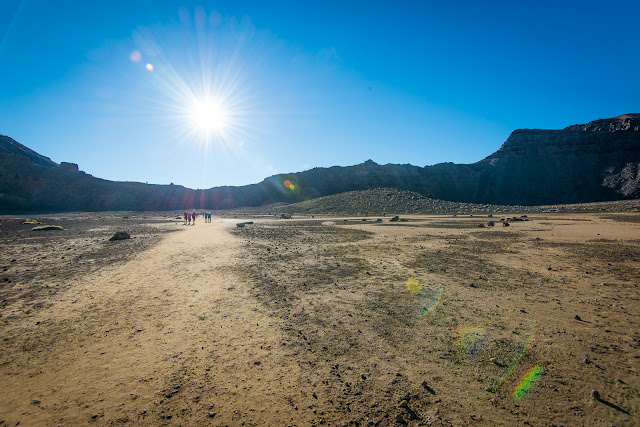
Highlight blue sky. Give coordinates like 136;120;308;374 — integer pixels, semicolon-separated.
1;1;638;188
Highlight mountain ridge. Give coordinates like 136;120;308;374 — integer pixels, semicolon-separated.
1;114;639;212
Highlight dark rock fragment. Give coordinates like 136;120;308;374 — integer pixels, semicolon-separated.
109;231;130;241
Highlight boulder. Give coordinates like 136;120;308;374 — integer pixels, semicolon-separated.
109;231;131;241
390;216;400;222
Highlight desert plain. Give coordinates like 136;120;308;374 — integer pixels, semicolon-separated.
1;205;639;426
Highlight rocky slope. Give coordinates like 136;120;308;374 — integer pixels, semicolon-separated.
247;188;640;216
1;114;638;212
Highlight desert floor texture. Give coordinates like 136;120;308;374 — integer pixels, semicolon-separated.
0;211;639;426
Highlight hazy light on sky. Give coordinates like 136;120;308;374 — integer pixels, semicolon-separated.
0;0;638;188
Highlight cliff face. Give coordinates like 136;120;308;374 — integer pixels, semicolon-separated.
1;114;639;212
468;114;640;204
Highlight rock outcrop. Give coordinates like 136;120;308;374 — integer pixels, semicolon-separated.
468;113;640;204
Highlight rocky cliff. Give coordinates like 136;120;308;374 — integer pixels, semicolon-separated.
470;113;640;204
1;114;638;212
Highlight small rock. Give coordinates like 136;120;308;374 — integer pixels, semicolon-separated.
22;220;42;225
109;231;130;241
592;390;600;400
574;315;582;321
208;412;216;418
399;399;409;408
422;381;436;394
395;413;405;423
32;225;64;231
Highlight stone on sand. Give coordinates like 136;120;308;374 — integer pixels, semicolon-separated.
109;231;131;241
31;225;63;231
22;220;42;225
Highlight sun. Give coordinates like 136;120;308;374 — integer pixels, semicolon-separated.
190;99;228;134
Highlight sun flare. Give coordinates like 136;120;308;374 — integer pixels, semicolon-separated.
190;99;228;134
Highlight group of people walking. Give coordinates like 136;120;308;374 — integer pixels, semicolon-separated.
183;211;212;225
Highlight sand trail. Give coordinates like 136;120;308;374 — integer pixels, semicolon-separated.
1;219;306;425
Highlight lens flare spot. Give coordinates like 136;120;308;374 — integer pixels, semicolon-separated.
406;277;422;294
283;180;292;188
130;50;142;62
513;365;543;400
415;284;443;318
289;184;295;190
457;326;488;356
483;319;538;395
146;63;154;71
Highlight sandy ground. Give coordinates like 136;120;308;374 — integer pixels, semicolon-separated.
1;212;639;425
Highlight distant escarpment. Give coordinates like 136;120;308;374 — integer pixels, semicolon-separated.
467;113;640;204
1;114;639;212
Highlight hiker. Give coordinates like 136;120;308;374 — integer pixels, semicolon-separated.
183;211;188;225
192;211;196;225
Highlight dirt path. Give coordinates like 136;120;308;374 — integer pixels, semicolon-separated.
1;219;310;426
